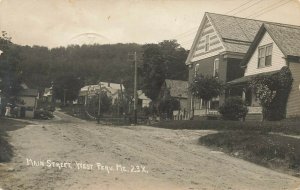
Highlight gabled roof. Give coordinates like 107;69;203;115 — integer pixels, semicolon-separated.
241;23;300;67
164;79;188;99
264;23;300;57
137;90;150;100
207;12;263;53
79;82;125;97
186;12;263;64
186;12;300;65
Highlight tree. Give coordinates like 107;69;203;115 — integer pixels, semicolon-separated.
141;44;165;101
159;40;189;80
189;74;223;114
0;32;23;99
53;74;84;103
141;40;188;101
86;92;112;116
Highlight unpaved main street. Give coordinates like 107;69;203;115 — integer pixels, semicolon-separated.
1;111;300;190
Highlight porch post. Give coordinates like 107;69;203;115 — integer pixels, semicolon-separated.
242;90;246;101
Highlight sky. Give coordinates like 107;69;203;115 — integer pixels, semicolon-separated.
0;0;300;49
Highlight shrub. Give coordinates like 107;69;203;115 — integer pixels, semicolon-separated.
34;109;54;120
158;97;180;119
219;97;248;120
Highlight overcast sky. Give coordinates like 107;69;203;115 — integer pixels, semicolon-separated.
0;0;300;49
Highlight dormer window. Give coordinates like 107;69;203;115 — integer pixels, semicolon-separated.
205;35;210;52
258;44;273;68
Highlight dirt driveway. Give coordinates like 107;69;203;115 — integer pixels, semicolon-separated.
1;111;300;190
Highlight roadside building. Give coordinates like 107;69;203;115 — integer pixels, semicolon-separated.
186;12;265;117
137;90;150;108
18;88;39;118
79;82;125;105
228;23;300;118
42;87;53;103
159;79;189;119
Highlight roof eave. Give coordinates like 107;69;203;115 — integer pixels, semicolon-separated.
185;13;209;65
240;25;267;67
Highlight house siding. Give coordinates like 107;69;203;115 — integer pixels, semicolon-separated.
244;32;286;76
286;62;300;117
188;55;225;111
226;58;244;82
191;17;224;62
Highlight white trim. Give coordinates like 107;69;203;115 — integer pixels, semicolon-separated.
200;99;203;109
206;14;226;51
194;63;200;77
186;13;226;64
205;35;210;52
213;58;219;77
185;13;208;65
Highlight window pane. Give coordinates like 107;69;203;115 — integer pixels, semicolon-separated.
266;55;271;66
258;48;263;57
214;59;219;77
266;45;272;56
260;48;265;57
258;57;265;68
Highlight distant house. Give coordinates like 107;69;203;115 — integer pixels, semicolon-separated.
42;87;53;103
228;23;300;118
79;82;125;105
137;90;150;108
159;79;188;111
18;88;39;118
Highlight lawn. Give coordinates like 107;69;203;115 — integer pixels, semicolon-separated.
0;118;28;162
152;120;300;135
153;120;300;176
200;131;300;176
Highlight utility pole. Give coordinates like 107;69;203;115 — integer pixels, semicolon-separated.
63;89;66;106
97;82;102;124
133;52;138;124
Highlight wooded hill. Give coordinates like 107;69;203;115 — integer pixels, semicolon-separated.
1;37;188;102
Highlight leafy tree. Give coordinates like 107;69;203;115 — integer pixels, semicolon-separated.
159;40;189;80
141;40;188;102
53;74;84;103
0;32;23;99
86;92;112;116
141;44;165;101
189;74;223;114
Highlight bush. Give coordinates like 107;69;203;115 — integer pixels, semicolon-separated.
249;66;293;120
34;109;54;120
219;97;248;120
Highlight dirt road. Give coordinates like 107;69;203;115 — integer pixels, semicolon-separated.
1;111;300;190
